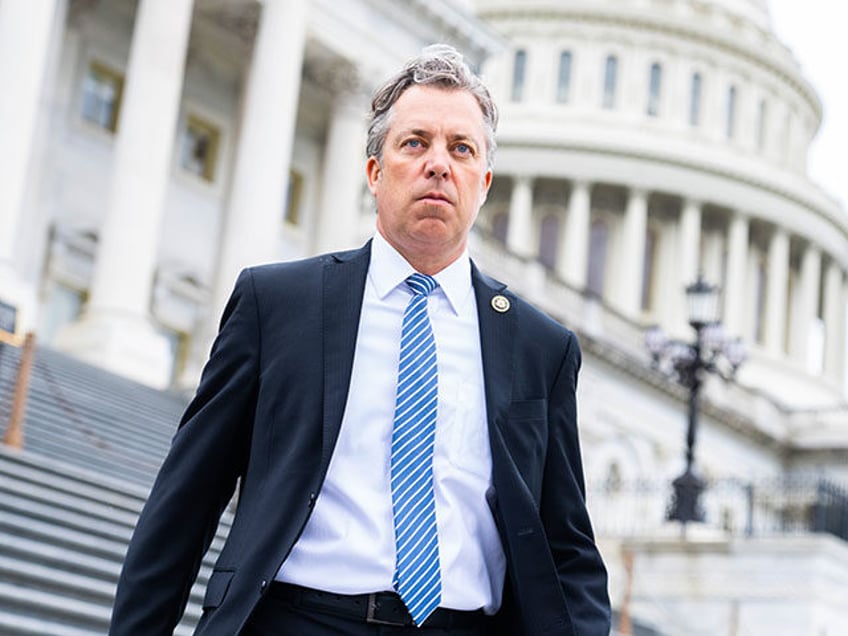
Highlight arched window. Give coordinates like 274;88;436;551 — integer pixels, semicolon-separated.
587;220;609;297
492;212;509;244
647;62;662;117
556;51;572;103
689;72;702;126
538;215;560;269
726;85;737;138
511;49;527;102
602;55;618;109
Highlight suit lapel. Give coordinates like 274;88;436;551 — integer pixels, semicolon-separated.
321;242;371;468
471;262;514;447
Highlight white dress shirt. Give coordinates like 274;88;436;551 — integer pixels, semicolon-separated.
276;232;506;613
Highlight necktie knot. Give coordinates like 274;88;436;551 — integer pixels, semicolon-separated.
406;273;438;297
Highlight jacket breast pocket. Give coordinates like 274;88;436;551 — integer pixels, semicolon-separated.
503;399;548;501
202;568;235;610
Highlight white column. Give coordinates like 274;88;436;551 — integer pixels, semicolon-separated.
506;176;534;258
789;244;821;369
675;199;702;332
619;188;648;316
314;89;368;254
212;0;308;313
55;0;194;388
558;180;590;287
179;0;308;389
822;261;844;381
764;228;790;355
723;211;749;336
0;0;61;324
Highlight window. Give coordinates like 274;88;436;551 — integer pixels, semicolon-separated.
689;72;702;126
587;220;609;297
556;51;572;103
511;49;527;102
284;170;304;225
180;114;220;182
756;99;767;151
753;255;767;344
81;60;124;132
40;284;85;344
159;326;189;386
538;215;560;269
726;85;737;138
602;55;618;109
647;62;662;117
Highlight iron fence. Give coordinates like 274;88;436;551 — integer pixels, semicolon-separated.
587;476;848;542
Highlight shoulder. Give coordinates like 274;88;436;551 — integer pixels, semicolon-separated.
241;243;371;290
473;264;576;347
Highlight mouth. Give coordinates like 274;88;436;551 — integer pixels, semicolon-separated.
417;192;452;204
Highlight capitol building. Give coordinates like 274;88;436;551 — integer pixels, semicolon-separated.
0;0;847;634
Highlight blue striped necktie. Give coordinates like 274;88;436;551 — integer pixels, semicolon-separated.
390;272;441;627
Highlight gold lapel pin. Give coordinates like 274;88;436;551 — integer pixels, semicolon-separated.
491;295;510;313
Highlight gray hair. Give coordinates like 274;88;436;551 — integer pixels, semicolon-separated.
366;44;498;170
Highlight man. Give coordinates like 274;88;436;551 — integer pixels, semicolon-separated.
111;44;610;635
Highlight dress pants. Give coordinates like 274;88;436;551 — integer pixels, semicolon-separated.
240;586;492;636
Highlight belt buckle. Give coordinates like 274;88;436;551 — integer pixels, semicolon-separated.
365;593;409;627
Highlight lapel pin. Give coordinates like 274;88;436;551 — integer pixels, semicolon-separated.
491;295;510;313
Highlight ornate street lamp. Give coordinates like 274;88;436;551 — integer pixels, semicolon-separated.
645;276;747;524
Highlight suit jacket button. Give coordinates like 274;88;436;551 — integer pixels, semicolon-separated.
260;580;267;592
308;492;317;507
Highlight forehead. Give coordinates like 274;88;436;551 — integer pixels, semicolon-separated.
389;85;486;138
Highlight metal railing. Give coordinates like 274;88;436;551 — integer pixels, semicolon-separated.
587;476;848;542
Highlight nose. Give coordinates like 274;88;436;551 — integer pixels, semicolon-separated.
425;148;450;180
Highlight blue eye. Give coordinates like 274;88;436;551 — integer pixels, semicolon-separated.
455;143;472;155
405;139;421;148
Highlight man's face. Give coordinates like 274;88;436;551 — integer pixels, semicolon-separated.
367;85;493;273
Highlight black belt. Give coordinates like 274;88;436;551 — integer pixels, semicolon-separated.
268;582;487;628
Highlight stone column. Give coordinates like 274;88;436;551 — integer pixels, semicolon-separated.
313;86;368;254
506;176;534;258
675;199;702;332
179;0;308;389
764;228;790;355
558;180;590;287
789;245;821;370
619;188;648;316
0;0;61;328
822;261;845;382
211;0;308;314
55;0;194;388
789;244;821;369
723;211;749;336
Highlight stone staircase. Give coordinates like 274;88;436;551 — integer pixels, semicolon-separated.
0;447;232;635
0;344;231;634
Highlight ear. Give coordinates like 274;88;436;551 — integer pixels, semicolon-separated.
479;169;493;204
366;156;381;194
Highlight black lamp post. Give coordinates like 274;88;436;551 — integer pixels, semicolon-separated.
645;276;747;525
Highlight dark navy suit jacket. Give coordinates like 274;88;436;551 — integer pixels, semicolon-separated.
110;242;611;635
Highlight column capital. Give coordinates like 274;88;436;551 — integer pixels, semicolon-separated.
303;49;369;101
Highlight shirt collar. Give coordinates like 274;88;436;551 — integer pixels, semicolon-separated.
370;232;472;315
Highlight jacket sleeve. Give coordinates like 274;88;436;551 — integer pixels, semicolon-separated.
109;269;260;635
541;333;612;635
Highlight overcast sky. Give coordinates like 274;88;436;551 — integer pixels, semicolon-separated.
769;0;847;212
